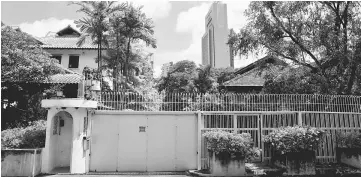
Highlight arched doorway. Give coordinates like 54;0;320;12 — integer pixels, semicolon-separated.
51;111;73;173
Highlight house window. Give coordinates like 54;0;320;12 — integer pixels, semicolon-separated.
51;55;62;64
68;55;79;68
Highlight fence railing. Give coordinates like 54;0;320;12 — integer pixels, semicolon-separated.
96;92;361;113
200;112;361;169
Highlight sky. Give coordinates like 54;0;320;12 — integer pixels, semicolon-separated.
1;0;260;77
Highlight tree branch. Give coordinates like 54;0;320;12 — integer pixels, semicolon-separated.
268;4;323;69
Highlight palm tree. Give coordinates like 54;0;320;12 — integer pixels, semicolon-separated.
70;1;126;77
116;3;157;83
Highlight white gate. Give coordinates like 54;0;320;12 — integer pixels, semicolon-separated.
89;113;197;172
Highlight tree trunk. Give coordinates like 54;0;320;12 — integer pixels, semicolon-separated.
125;38;131;83
99;33;103;91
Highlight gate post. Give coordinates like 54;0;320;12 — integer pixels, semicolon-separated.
197;111;203;170
298;112;303;126
233;114;237;133
259;114;263;162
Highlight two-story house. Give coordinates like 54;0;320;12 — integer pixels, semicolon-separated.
38;25;155;97
37;25;99;98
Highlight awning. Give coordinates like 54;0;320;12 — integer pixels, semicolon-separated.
46;74;82;84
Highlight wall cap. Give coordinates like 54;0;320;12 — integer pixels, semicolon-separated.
42;99;97;108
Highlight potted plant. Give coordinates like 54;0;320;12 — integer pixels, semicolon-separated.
90;69;101;91
264;125;325;176
336;130;361;169
203;130;261;176
43;84;65;99
82;66;93;85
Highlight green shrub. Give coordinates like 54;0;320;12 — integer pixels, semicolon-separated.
1;120;46;149
202;130;261;160
336;130;361;148
264;125;325;154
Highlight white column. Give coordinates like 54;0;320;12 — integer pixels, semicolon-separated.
298;112;303;126
233;114;237;133
197;111;203;170
41;109;55;173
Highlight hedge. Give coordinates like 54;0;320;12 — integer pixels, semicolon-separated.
1;120;46;149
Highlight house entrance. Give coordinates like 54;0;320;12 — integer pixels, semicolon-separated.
51;111;73;173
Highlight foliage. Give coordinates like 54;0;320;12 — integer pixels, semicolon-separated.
71;1;126;72
83;66;101;80
157;60;198;93
264;125;325;154
157;61;237;111
203;130;261;160
229;1;361;95
263;67;326;94
158;61;236;94
43;84;66;99
336;130;361;148
195;65;218;94
107;3;156;85
1;24;64;129
1;120;46;149
213;67;236;86
1;25;64;83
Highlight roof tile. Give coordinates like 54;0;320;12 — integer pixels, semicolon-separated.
38;36;97;49
47;74;82;84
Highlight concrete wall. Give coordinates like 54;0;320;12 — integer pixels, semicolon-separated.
1;149;42;177
44;49;98;73
89;112;198;172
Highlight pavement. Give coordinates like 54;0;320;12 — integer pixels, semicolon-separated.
39;175;187;177
38;172;189;177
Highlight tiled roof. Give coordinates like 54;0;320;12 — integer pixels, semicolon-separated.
223;69;265;87
46;74;82;84
234;55;287;75
37;36;97;49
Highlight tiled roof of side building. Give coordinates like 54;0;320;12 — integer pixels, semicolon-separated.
46;74;82;84
223;69;265;87
37;36;97;49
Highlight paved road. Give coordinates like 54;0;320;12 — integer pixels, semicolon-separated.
39;175;188;177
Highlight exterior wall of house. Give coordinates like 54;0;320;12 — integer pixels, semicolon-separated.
45;49;98;73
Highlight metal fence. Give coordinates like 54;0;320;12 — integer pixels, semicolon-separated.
96;92;361;113
200;112;361;169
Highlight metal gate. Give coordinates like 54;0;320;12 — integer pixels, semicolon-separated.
90;113;198;172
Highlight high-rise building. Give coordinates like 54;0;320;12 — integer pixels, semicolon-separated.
202;2;233;68
161;62;173;78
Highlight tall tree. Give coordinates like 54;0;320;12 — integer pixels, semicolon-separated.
157;60;198;93
1;25;64;129
71;1;126;76
116;3;157;83
194;65;218;94
229;1;361;95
